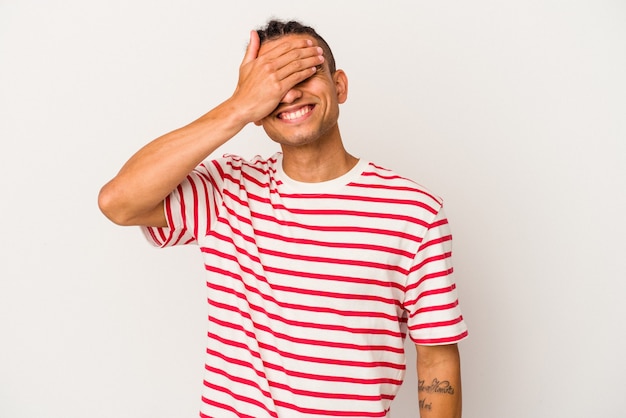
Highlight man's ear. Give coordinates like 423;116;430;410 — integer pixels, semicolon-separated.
333;69;348;104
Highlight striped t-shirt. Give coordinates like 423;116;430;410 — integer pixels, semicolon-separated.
143;153;468;418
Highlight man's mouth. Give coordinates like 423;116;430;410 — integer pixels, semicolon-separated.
277;105;314;121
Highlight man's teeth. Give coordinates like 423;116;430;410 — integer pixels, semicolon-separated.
281;106;311;120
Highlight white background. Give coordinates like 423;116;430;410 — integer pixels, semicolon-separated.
1;1;625;417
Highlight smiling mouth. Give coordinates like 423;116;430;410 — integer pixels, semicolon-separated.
277;105;314;121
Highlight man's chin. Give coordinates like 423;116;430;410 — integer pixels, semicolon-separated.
265;129;319;148
270;136;317;148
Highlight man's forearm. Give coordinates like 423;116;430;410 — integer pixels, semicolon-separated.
98;99;249;226
415;344;462;418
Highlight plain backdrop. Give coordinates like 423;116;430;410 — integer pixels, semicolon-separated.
1;1;625;417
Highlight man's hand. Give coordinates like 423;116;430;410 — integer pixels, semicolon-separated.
230;30;325;124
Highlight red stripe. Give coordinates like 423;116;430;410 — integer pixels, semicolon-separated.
410;268;455;292
208;329;382;383
418;284;457;300
209;297;405;343
226;158;271;177
410;252;452;274
264;264;407;293
187;174;200;240
209;312;397;360
205;266;405;323
269;380;393;402
274;191;438;214
213;214;413;264
201;240;407;294
222;169;272;190
251;211;422;242
348;181;440;204
258;247;409;275
204;264;401;322
201;380;278;418
144;226;160;245
205;352;393;402
254;228;414;258
204;363;272;400
149;192;187;247
412;330;469;345
170;184;188;246
418;234;452;252
410;301;460;319
200;400;257;418
271;398;388;417
210;158;226;179
195;171;212;235
206;330;404;386
404;284;458;308
409;315;465;331
159;197;175;245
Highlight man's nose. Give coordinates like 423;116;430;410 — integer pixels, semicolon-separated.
280;86;303;104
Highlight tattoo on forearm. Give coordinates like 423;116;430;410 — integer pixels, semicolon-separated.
419;397;432;411
418;378;455;395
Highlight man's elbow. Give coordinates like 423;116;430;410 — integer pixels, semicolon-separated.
97;183;135;226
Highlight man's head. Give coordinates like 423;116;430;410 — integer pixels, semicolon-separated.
256;20;336;74
252;19;347;150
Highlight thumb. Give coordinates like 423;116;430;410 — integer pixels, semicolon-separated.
242;30;260;65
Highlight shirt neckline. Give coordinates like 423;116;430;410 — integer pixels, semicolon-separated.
274;153;368;193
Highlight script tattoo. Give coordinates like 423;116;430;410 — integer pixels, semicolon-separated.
419;398;432;411
418;378;455;395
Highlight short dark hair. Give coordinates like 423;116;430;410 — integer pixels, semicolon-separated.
256;20;337;73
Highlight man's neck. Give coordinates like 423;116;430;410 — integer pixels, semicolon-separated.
280;144;358;183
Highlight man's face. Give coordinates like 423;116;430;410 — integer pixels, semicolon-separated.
256;34;348;148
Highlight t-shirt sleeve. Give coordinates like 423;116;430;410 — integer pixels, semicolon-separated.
141;161;222;248
403;205;468;345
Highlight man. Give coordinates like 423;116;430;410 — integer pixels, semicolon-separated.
99;19;468;418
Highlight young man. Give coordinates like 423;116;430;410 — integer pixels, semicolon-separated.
99;20;468;418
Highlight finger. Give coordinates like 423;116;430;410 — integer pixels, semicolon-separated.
275;52;324;81
241;30;260;66
257;38;314;61
279;66;319;92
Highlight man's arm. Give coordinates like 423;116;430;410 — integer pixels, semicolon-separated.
415;343;462;418
98;31;324;227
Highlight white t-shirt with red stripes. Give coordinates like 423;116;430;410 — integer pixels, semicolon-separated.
143;153;468;418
